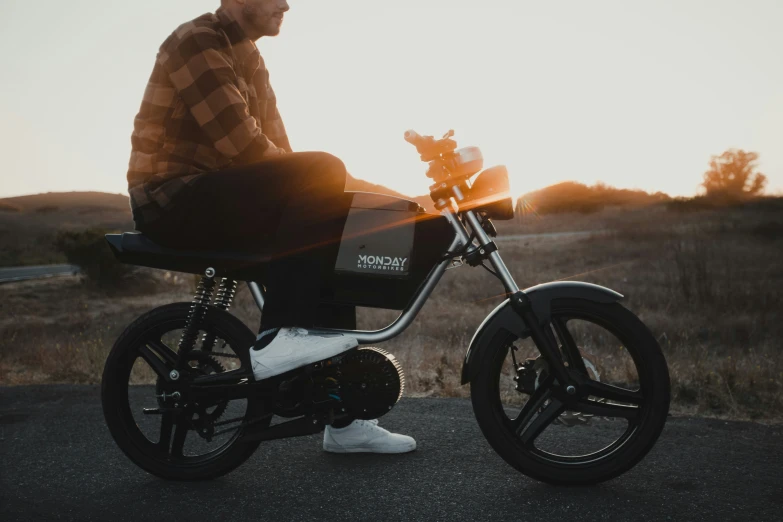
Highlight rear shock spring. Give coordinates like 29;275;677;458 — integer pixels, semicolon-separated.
214;278;238;311
200;278;238;352
178;268;217;356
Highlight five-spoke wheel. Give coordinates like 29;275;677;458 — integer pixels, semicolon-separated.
471;298;670;485
102;303;268;480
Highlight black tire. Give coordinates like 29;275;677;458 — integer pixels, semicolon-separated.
102;303;268;481
470;299;670;486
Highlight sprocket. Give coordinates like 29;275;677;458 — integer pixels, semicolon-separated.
155;350;229;425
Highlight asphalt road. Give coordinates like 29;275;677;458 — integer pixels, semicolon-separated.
0;265;79;283
1;386;780;522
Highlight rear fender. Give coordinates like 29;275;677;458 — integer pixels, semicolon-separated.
460;281;623;385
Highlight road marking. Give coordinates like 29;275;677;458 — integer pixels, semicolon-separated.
0;264;80;284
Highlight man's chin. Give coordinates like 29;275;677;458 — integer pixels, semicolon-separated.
261;28;281;37
264;21;283;37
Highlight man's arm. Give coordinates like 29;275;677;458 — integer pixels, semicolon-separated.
160;28;282;163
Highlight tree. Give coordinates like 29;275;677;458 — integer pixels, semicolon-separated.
702;149;767;200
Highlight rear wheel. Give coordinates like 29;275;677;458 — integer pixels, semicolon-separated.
470;299;670;485
102;303;269;481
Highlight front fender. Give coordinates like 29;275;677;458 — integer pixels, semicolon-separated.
460;281;623;385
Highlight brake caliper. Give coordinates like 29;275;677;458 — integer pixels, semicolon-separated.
514;356;549;394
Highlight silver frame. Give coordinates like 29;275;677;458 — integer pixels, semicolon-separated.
247;185;520;345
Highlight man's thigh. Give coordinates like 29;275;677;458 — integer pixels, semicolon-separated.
152;152;348;252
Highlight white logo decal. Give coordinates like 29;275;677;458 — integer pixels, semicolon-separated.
357;254;409;272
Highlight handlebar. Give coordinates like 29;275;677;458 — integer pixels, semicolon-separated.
403;129;457;162
404;129;425;147
404;128;493;213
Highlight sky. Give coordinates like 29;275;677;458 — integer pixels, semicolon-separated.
0;0;781;200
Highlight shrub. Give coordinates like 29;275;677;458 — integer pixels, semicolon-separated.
54;228;134;287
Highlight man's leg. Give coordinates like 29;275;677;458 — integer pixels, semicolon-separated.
254;153;355;331
138;154;414;452
138;152;356;331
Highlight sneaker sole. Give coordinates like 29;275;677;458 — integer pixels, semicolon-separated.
323;441;417;454
252;343;357;381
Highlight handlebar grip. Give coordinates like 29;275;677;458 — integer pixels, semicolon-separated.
404;130;423;145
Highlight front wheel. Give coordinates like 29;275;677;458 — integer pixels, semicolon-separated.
470;299;670;486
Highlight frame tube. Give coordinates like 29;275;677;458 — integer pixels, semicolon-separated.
247;282;265;310
311;232;466;344
245;201;525;345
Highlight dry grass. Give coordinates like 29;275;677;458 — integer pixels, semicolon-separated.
1;200;781;421
356;199;783;420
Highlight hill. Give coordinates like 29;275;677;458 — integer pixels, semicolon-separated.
0;192;135;267
0;191;131;213
518;181;670;216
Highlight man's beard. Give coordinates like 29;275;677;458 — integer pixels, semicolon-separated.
242;6;279;37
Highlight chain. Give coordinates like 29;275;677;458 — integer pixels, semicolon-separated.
207;351;240;359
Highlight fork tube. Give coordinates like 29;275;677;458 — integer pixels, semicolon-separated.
441;206;472;247
488;251;520;295
463;210;520;294
450;185;519;294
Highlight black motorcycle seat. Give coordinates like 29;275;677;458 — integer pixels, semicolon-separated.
104;192;423;280
105;232;272;277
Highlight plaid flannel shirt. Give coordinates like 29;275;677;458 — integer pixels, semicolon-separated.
127;7;291;225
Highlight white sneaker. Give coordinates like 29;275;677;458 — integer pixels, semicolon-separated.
250;328;358;381
323;419;417;454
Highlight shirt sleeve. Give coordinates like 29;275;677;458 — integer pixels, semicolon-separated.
159;28;273;162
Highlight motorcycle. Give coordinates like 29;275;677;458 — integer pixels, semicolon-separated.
102;130;670;485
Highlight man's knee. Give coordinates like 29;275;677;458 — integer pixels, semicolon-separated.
284;151;347;191
312;152;347;185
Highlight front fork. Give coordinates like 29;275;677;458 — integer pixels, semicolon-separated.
446;190;572;389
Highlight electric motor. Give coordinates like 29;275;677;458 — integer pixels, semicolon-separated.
337;347;404;420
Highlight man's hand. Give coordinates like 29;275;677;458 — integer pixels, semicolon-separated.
262;140;286;157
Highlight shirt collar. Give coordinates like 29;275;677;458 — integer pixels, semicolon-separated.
216;7;248;45
216;7;259;65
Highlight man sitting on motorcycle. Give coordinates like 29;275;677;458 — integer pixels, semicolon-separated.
126;0;415;454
